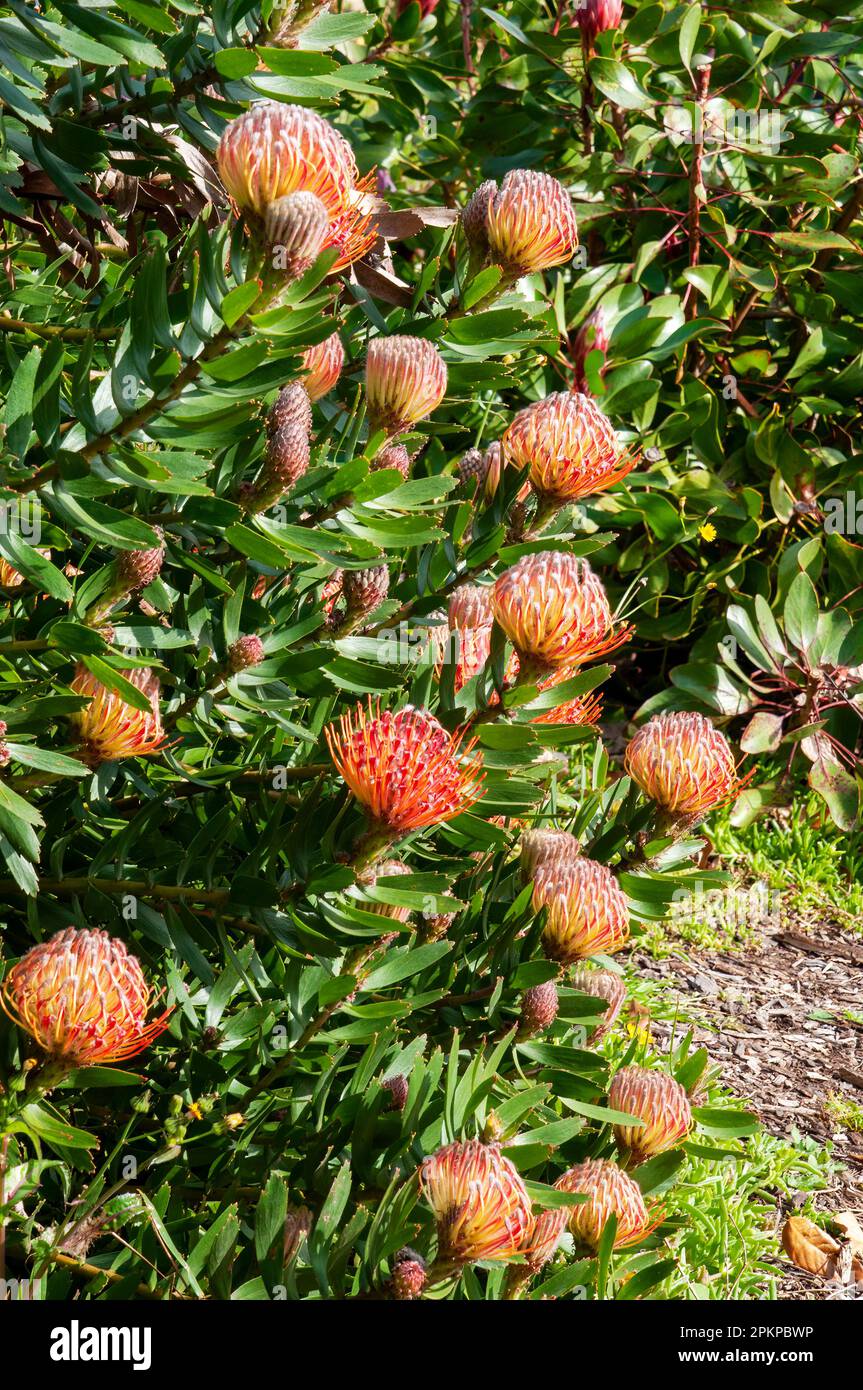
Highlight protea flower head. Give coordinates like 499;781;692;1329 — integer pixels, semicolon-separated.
609;1065;693;1161
227;634;265;673
69;664;166;768
302;332;344;402
264;190;329;280
342;565;389;619
530;690;603;727
520;826;581;878
382;1073;409;1112
373;441;411;478
523;1176;576;1273
461;179;496;261
574;0;624;45
570;965;626;1038
1;927;170;1070
267;381;313;437
365;335;448;435
244;423;311;513
390;1247;427;1300
533;857;629;963
419;1139;532;1266
216;101;376;271
572;306;610;393
502;392;637;507
325;701;484;840
115;529;166;592
624;711;742;827
491;552;631;677
483;170;579;279
449;582;494;631
560;1158;652;1250
518;980;559;1037
355;859;413;923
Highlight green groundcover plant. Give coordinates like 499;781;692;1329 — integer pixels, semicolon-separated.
0;0;859;1302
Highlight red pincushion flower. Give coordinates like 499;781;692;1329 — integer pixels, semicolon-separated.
365;335;448;435
69;664;166;768
624;711;744;821
532;856;630;963
609;1065;693;1161
325;701;484;835
484;170;579;278
574;0;624;45
302;332;344;402
492;552;631;675
503;392;637;506
560;1157;653;1250
1;927;170;1068
420;1140;533;1265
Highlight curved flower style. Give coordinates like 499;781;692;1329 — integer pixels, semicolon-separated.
560;1158;652;1250
570;965;627;1038
365;335;448;435
574;0;624;44
609;1065;693;1162
216;102;376;270
624;711;743;823
419;1140;532;1265
302;332;344;402
325;701;484;836
519;826;581;878
1;927;170;1068
483;170;579;278
502;392;637;506
531;690;603;728
533;857;629;963
69;664;166;768
492;552;631;675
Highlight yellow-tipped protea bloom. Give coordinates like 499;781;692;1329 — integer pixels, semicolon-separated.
302;331;344;402
624;711;743;824
503;392;637;506
1;927;170;1068
365;335;448;435
532;857;629;963
325;701;484;836
561;1158;653;1250
484;170;579;278
571;965;626;1038
420;1140;532;1266
69;664;166;768
519;826;581;879
609;1065;693;1162
491;552;631;676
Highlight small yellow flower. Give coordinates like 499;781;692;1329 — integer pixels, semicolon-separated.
699;522;717;542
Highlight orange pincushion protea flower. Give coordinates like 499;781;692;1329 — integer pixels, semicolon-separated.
609;1065;693;1162
302;332;344;402
1;927;170;1068
484;170;579;278
69;664;166;768
216;102;376;271
531;690;603;727
491;552;631;676
325;701;484;836
365;335;448;436
502;392;637;506
532;857;629;963
420;1140;532;1265
560;1158;653;1250
624;711;744;823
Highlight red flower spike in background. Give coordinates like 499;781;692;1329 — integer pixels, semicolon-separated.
373;442;411;478
69;664;166;768
484;170;579;278
325;701;485;839
1;927;171;1069
365;335;448;436
492;552;631;677
302;332;344;402
609;1065;693;1161
560;1157;653;1250
533;857;630;963
624;711;745;824
502;392;637;507
420;1139;533;1266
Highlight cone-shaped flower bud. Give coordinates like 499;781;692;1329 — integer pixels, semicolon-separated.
531;691;603;728
560;1158;651;1250
575;0;624;44
355;859;413;923
520;826;581;878
570;965;626;1038
457;447;486;488
518;980;558;1037
485;170;579;278
609;1065;693;1161
267;382;313;437
624;711;742;825
373;441;411;478
69;664;165;768
391;1247;427;1300
302;332;344;402
1;927;170;1069
420;1139;532;1266
524;1177;575;1273
326;701;484;837
342;565;389;619
216;102;376;271
572;306;610;393
264;190;329;279
533;857;629;963
382;1073;409;1112
116;529;166;592
245;423;311;513
365;335;447;435
492;552;630;677
503;392;636;506
461;179;496;260
227;634;265;673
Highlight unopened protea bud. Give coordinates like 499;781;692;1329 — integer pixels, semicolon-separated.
265;190;330;279
268;382;313;437
609;1065;693;1161
518;980;559;1037
492;552;631;679
365;335;448;435
574;0;624;46
382;1072;409;1111
355;859;413;922
572;306;610;393
303;332;344;401
342;565;389;619
570;966;626;1038
1;927;170;1071
420;1140;532;1266
391;1247;427;1300
70;664;165;768
116;529;166;592
533;857;629;963
560;1158;652;1250
624;711;743;829
485;170;579;279
227;634;265;673
457;447;486;488
420;911;455;942
373;442;411;478
461;179;496;261
502;392;636;507
243;424;311;513
520;827;581;879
